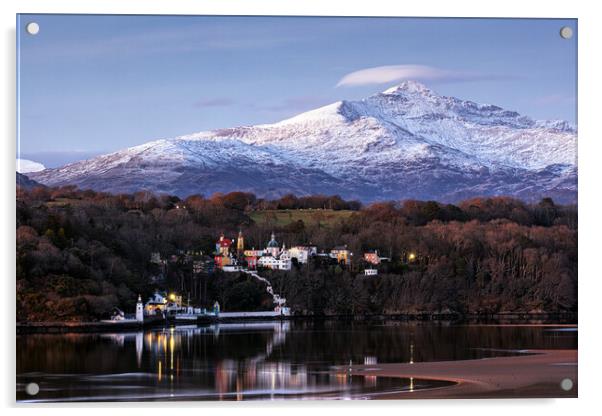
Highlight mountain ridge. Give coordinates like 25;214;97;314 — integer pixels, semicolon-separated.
29;81;577;203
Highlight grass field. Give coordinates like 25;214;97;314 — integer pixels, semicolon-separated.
249;209;355;227
44;197;85;208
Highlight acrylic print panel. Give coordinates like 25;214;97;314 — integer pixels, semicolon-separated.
16;14;577;402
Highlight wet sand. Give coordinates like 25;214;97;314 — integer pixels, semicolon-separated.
337;349;577;399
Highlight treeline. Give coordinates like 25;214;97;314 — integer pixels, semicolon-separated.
20;187;362;212
354;197;576;228
19;186;576;227
16;186;577;321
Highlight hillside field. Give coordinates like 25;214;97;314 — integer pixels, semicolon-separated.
249;209;355;227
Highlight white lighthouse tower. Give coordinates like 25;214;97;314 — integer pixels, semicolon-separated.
135;295;144;322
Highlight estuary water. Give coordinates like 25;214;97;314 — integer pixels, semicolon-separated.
16;320;577;402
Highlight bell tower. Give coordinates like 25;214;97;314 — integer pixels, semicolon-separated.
136;294;144;322
237;230;244;256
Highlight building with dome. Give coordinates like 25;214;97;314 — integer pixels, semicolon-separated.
213;231;291;271
265;231;281;257
257;232;291;270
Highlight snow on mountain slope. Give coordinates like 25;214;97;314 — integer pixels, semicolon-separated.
29;81;577;203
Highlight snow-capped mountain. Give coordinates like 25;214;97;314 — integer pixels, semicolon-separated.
29;81;577;203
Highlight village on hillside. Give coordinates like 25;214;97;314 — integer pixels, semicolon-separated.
121;231;404;323
151;231;399;278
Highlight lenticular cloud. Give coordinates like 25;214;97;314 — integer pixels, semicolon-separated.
336;64;504;87
16;158;45;174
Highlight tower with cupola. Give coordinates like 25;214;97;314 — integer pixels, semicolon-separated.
136;294;144;322
237;230;244;256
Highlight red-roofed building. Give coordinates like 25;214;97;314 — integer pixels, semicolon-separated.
364;251;381;265
216;234;233;255
214;234;235;270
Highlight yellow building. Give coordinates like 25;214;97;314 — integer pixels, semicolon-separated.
330;246;351;265
169;293;183;307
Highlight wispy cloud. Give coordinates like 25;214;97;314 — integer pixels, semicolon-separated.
193;98;236;108
336;64;514;87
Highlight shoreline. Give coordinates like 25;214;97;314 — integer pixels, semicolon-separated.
335;349;577;399
16;313;577;334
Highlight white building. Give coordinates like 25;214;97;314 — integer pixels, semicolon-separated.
258;255;292;271
144;292;167;315
150;252;162;264
256;232;293;270
279;247;291;261
288;245;317;264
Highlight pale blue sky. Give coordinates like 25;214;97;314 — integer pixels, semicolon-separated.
17;15;577;167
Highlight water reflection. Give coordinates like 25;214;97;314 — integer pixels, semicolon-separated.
16;320;576;402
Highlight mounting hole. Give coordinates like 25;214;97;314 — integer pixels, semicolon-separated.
26;22;40;35
560;26;573;39
560;378;574;391
25;382;39;396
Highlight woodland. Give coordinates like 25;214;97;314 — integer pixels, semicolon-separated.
16;186;577;321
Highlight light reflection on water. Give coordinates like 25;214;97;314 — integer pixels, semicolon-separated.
16;320;576;402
